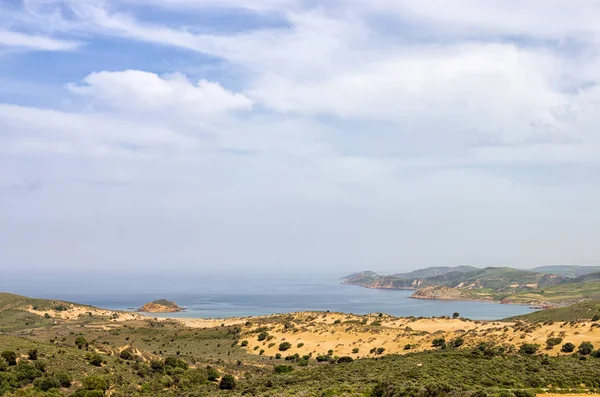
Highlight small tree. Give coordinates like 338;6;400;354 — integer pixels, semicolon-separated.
278;342;292;351
219;374;236;390
452;312;460;319
578;341;594;355
561;342;575;353
1;351;17;366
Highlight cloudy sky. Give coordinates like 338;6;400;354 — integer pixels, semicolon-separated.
1;0;599;275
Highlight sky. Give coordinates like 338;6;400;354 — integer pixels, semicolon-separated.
1;0;600;276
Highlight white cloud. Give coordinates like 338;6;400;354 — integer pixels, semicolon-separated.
67;70;253;115
0;30;83;51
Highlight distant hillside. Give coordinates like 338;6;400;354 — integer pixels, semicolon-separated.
532;265;600;278
391;266;478;279
342;265;600;306
506;300;600;322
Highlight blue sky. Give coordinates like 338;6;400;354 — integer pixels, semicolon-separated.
1;0;600;275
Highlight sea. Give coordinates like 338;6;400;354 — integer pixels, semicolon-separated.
2;272;536;320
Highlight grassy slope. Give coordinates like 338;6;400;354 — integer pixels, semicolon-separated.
506;300;600;322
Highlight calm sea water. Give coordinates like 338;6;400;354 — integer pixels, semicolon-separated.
4;273;536;320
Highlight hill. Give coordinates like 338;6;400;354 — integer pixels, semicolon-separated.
533;265;600;278
342;266;600;306
506;300;600;322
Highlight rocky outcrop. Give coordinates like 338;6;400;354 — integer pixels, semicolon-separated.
137;300;183;313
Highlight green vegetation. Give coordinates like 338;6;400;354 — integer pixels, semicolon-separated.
507;300;600;322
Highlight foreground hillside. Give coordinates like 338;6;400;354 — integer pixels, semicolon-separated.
342;266;600;306
3;292;600;396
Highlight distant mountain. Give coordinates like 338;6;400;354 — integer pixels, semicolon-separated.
532;265;600;278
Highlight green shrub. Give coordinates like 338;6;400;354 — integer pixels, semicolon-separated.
82;376;109;391
119;350;133;360
27;349;38;361
561;342;575;353
55;372;72;388
278;342;292;351
1;351;17;366
337;356;354;363
206;366;220;382
452;312;460;319
297;343;304;348
274;364;293;373
240;340;249;347
219;374;236;390
275;353;282;359
432;338;446;348
451;337;464;348
257;332;269;341
75;336;88;349
352;348;359;353
545;337;563;349
519;344;539;355
578;341;594;355
87;354;103;367
33;376;61;391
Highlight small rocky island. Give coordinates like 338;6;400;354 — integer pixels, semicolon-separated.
137;299;184;313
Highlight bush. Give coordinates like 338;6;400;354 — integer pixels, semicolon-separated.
28;349;38;361
337;356;354;363
240;340;249;347
432;338;446;348
33;376;61;391
75;336;89;349
1;351;17;366
275;353;282;359
55;372;72;388
87;354;103;367
451;337;464;348
219;374;236;390
578;341;594;355
274;365;293;373
561;342;575;353
376;347;385;355
164;357;188;370
119;350;133;360
278;342;292;351
545;337;563;349
207;366;220;382
297;343;304;348
452;312;460;319
352;348;359;353
257;332;269;341
83;376;109;391
593;314;600;321
519;344;539;355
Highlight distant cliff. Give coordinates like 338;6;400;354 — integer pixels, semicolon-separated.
138;299;183;313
